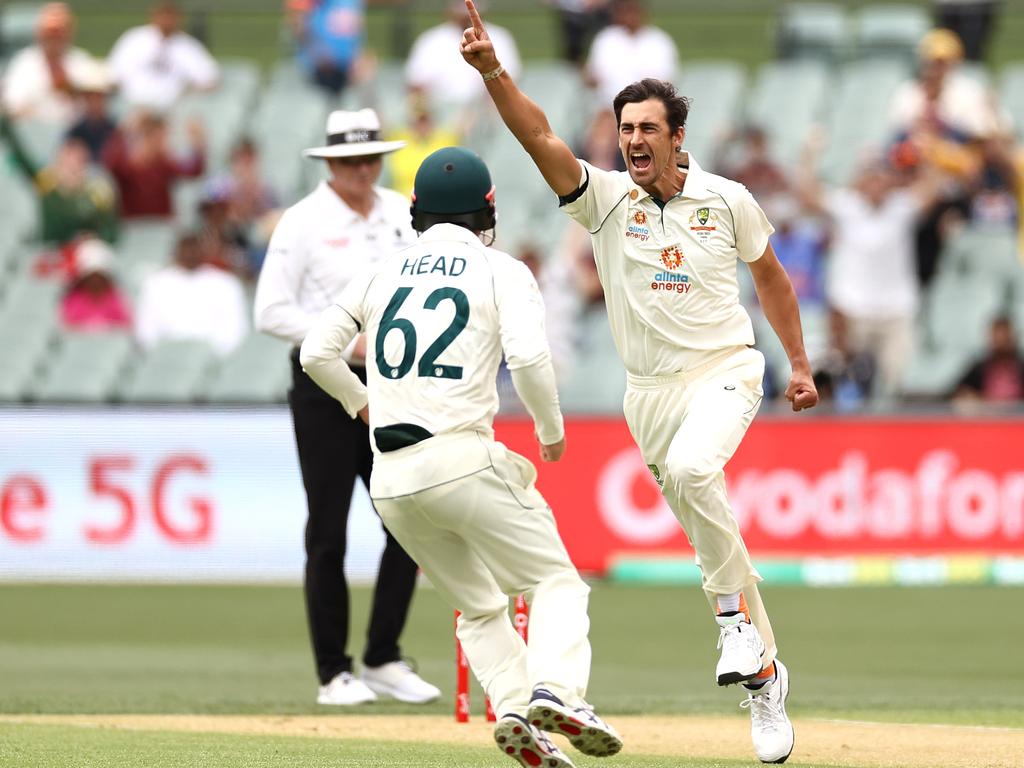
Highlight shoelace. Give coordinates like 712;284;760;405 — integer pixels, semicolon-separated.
718;623;758;653
740;688;784;733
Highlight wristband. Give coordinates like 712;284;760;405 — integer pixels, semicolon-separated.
481;65;504;82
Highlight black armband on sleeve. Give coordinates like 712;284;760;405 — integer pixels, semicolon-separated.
558;167;589;207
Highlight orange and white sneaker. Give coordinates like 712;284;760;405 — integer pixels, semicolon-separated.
494;713;576;768
715;612;765;685
741;659;794;764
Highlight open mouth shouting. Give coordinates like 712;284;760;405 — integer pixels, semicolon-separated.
629;151;653;172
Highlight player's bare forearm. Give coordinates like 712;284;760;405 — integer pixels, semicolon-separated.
460;0;580;196
748;244;819;411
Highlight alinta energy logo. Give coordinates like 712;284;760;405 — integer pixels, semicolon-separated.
626;209;650;242
652;245;691;294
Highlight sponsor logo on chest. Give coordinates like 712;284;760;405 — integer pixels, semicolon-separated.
650;245;692;294
626;209;651;242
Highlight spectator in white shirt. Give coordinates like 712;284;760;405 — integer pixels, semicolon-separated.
1;3;94;126
405;0;521;106
107;1;220;112
797;150;943;400
136;233;247;356
584;0;678;107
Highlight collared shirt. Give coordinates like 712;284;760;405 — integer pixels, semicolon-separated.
107;24;219;110
561;153;774;377
254;180;415;349
300;223;556;490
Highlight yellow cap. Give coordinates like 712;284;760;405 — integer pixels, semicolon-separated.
918;28;965;62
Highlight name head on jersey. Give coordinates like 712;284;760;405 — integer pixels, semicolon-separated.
410;147;497;241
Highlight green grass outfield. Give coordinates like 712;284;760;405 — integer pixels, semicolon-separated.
1;583;1022;766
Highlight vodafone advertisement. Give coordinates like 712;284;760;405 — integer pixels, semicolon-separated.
495;418;1024;572
1;409;1022;580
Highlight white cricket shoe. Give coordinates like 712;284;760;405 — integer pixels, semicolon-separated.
317;671;377;705
715;613;766;686
741;659;794;764
361;660;441;703
494;713;576;768
527;686;623;757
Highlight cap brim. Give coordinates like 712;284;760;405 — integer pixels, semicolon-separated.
302;140;407;159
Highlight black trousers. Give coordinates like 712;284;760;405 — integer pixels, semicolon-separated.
288;351;419;684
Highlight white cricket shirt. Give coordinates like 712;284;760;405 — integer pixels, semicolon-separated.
254;181;416;349
561;154;774;377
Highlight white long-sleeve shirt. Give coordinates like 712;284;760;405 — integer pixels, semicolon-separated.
301;223;563;459
253;181;416;352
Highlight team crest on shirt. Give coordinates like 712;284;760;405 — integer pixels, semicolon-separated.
689;207;719;243
626;209;651;242
659;245;685;271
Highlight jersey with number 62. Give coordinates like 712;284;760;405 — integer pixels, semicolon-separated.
330;222;551;447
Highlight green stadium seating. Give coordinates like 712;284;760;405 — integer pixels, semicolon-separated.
118;339;217;403
117;220;177;263
776;3;847;63
923;271;1005;358
0;2;43;58
12;118;65;168
0;271;63;323
819;59;909;184
0;317;53;401
999;63;1024;141
854;4;930;64
32;331;134;402
559;307;626;414
675;62;745;162
0;168;39;241
203;332;291;403
747;60;830;166
219;58;262;110
901;346;970;398
940;225;1021;288
520;62;588;143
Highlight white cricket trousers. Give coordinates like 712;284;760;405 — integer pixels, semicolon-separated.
623;345;777;666
373;435;592;718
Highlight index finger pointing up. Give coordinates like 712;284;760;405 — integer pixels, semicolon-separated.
466;0;485;34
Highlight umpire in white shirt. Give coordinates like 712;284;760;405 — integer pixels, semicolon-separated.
254;109;440;706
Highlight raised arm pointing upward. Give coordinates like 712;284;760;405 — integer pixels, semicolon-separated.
462;1;815;764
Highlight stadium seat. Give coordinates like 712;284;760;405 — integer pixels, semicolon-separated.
675;62;745;162
0;2;43;58
32;331;134;402
520;62;588;143
999;63;1024;141
819;59;909;184
854;4;930;64
0;318;53;401
0;271;63;323
746;60;830;166
118;339;217;403
202;332;291;403
12;118;66;168
901;345;970;398
218;58;262;110
117;220;177;263
940;225;1021;288
923;271;1005;359
559;307;626;414
776;3;847;63
0;168;39;241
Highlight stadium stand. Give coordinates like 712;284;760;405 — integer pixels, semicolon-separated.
32;330;133;402
118;339;217;403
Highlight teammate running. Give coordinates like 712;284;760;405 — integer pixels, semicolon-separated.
300;146;622;768
459;1;817;763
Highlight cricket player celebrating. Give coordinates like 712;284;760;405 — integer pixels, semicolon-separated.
459;1;818;763
300;146;622;768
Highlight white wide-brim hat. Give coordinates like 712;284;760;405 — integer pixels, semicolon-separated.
302;108;406;159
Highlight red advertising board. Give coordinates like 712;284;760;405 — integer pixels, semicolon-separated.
494;418;1024;573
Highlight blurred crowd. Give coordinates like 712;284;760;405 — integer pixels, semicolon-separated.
0;0;1022;408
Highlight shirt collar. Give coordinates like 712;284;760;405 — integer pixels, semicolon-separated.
317;181;384;225
628;151;709;204
417;223;487;249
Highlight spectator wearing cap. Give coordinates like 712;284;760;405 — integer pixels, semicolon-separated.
405;1;521;106
102;111;205;219
136;233;247;355
286;0;370;96
889;28;1009;141
254;108;440;708
107;1;219;111
65;58;118;162
60;238;132;332
0;111;119;246
584;0;677;107
1;2;94;126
